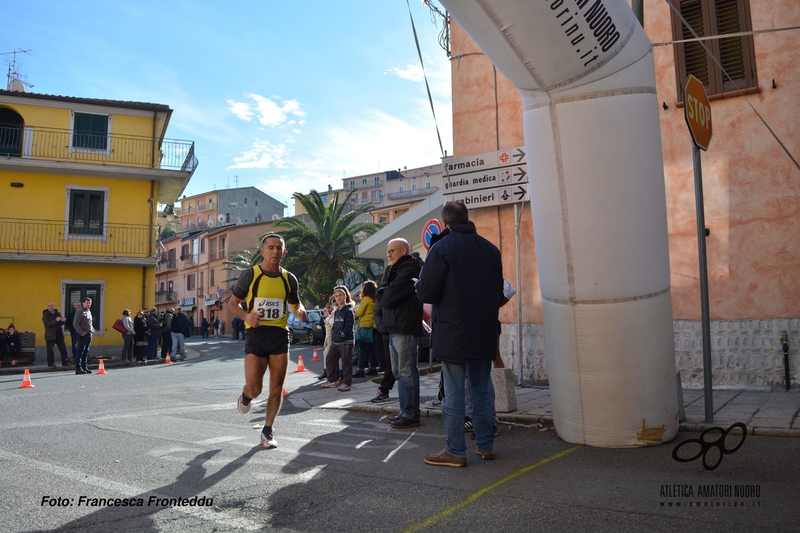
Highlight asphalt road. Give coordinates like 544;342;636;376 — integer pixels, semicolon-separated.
1;338;798;532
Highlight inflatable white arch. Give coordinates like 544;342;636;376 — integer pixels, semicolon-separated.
439;0;678;447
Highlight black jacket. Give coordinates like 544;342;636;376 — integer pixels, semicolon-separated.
42;309;65;341
331;304;355;343
171;313;191;336
414;223;503;364
377;254;423;336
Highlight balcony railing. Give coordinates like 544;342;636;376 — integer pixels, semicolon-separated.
0;124;197;172
386;186;439;201
155;292;177;304
0;218;156;258
156;258;178;272
198;201;215;212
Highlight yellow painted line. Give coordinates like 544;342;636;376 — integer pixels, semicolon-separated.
404;445;583;533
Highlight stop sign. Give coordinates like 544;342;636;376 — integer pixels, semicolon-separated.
684;74;712;151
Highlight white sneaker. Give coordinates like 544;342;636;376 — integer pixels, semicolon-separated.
338;384;351;392
260;430;277;449
424;399;442;410
237;393;251;414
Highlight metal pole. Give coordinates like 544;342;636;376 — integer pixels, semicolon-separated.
514;203;523;385
692;142;714;423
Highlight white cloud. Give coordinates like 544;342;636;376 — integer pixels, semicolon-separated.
226;93;306;127
227;139;288;170
386;63;424;82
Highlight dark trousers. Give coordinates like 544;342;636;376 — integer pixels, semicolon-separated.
76;333;92;371
377;331;395;394
161;330;172;357
70;333;79;358
46;336;69;365
146;333;160;359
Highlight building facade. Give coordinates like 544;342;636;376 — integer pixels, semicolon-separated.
359;1;800;390
0;87;197;359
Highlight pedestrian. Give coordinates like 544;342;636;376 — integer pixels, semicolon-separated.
120;309;135;363
146;307;162;360
354;280;380;376
231;317;241;340
72;298;95;374
378;238;424;429
370;265;395;403
161;308;173;358
415;201;504;467
320;286;355;391
42;302;71;368
230;233;310;449
213;317;221;338
65;301;82;361
133;310;149;364
4;324;22;366
170;308;190;360
201;317;210;338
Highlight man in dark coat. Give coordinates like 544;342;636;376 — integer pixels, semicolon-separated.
378;238;424;428
42;302;71;368
415;201;504;467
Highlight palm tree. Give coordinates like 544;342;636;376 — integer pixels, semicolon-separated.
275;189;382;306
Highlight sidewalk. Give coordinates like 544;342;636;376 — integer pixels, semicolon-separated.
286;370;800;438
6;351;798;438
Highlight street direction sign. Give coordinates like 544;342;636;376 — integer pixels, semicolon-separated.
443;146;529;209
422;219;443;250
684;74;712;151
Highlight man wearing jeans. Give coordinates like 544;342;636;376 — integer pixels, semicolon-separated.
72;298;95;375
415;201;504;467
377;238;424;429
170;307;190;361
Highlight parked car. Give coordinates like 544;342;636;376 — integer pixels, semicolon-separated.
288;309;325;345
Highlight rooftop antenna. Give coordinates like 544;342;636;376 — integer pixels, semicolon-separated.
2;49;34;92
234;175;239;188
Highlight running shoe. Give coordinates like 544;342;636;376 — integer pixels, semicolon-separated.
237;393;251;414
261;430;277;449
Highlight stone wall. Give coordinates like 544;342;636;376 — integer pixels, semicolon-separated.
500;319;799;391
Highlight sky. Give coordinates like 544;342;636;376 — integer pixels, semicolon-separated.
2;0;453;214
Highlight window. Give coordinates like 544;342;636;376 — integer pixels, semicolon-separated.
67;188;106;236
71;112;109;151
412;183;417;192
209;238;217;260
200;238;206;254
349;180;355;190
373;190;381;201
199;271;204;289
362;178;368;185
361;191;368;201
399;186;404;193
321;194;328;203
374;176;380;186
671;0;756;100
66;283;102;333
220;236;227;258
379;216;387;224
210;268;215;287
187;274;196;291
426;181;431;189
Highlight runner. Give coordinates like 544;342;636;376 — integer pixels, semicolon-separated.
229;233;309;449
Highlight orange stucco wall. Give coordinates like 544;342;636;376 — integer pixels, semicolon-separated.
450;2;800;325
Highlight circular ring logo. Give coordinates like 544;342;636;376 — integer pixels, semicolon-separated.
671;422;747;471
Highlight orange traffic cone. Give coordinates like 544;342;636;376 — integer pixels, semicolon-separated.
164;353;172;364
294;355;307;372
19;368;34;388
311;348;320;362
282;389;290;397
96;360;107;374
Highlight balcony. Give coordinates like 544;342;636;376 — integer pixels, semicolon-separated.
198;201;216;212
386;186;439;201
0;218;156;264
156;258;177;272
155;292;177;304
0;124;197;171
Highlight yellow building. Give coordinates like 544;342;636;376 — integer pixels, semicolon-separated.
0;87;197;360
